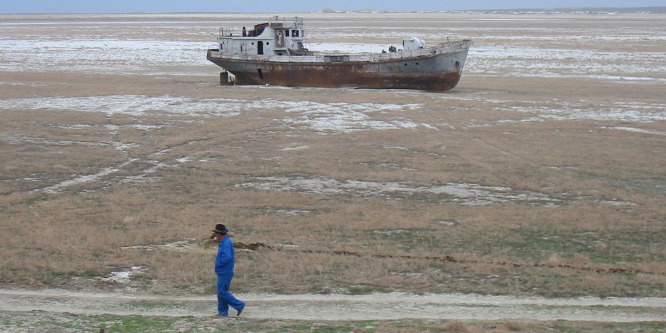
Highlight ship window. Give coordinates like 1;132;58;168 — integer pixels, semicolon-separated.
292;30;299;37
285;30;289;37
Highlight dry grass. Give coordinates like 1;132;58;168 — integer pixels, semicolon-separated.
1;102;665;296
1;13;665;300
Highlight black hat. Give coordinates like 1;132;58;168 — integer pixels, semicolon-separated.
213;224;228;234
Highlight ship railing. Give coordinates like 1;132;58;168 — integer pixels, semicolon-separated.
218;27;243;37
217;17;305;36
269;16;304;29
341;40;471;62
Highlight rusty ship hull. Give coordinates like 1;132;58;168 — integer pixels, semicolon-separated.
207;17;471;91
207;40;471;91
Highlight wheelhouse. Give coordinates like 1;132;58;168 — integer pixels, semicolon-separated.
216;16;312;56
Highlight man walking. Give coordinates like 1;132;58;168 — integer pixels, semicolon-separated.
212;224;245;317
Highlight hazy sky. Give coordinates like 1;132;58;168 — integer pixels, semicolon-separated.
2;0;665;14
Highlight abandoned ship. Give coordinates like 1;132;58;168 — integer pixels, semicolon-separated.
207;16;471;91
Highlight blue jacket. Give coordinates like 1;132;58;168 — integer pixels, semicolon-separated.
215;236;235;275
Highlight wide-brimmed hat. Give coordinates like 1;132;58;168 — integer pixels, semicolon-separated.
213;224;228;234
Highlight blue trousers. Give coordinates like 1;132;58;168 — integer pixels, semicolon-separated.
217;273;245;316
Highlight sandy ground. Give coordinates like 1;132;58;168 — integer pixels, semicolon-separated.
1;288;665;323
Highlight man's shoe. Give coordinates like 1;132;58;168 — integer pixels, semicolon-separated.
217;314;228;317
236;307;244;317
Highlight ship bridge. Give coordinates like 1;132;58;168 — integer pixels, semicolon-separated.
216;16;312;57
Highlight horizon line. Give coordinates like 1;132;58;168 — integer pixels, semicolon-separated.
1;6;665;15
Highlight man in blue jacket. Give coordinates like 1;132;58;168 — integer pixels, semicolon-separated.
213;224;245;317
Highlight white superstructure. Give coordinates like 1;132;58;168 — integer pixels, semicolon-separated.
217;16;312;57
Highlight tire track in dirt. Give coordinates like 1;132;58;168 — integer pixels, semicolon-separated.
1;288;664;323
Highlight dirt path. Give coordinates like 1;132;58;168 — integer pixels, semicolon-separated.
1;288;664;323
